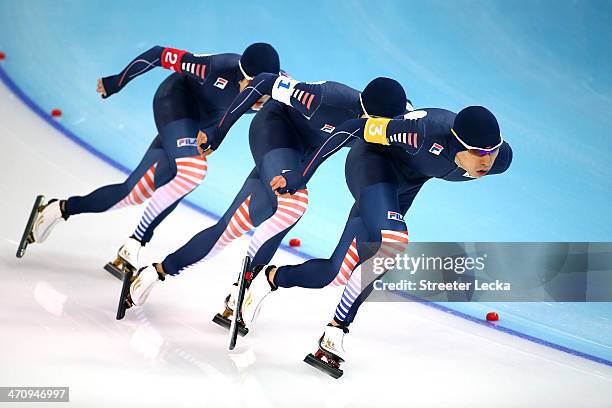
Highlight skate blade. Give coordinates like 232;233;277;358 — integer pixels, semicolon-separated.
212;313;249;337
304;353;343;379
16;195;45;258
116;268;135;320
229;256;251;350
104;261;125;280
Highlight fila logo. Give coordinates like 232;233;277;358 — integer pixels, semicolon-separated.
387;211;404;222
177;138;198;148
214;77;228;89
429;143;444;155
321;124;335;133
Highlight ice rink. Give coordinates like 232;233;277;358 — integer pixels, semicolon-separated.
1;74;611;407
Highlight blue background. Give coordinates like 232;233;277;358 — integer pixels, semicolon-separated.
1;0;610;363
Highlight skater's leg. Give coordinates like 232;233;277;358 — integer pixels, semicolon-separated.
241;101;310;265
64;137;164;216
160;169;275;275
31;137;164;245
303;157;410;374
331;145;418;326
107;75;205;272
273;205;368;288
132;153;207;244
245;185;308;262
131;74;208;243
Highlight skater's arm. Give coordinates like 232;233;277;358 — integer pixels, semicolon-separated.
362;117;425;152
197;72;279;153
98;46;211;98
271;117;426;195
197;75;326;154
270;119;366;195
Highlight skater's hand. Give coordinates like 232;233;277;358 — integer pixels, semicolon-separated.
97;76;121;99
197;130;213;157
270;170;304;197
270;175;291;197
96;78;107;98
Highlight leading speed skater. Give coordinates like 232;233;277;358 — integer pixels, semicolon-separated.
239;106;513;377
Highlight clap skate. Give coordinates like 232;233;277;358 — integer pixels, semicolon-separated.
212;285;249;337
116;268;136;320
304;324;349;379
228;256;251;350
17;196;67;258
116;264;164;320
104;237;142;280
16;195;46;258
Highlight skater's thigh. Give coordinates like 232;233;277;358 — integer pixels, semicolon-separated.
153;75;201;161
249;101;303;175
329;206;369;265
345;142;396;200
357;183;404;240
220;168;275;226
153;74;199;130
398;183;425;215
346;144;403;236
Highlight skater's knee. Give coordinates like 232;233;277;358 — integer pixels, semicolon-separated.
325;259;348;285
379;229;409;254
276;189;309;222
117;180;136;199
318;259;343;286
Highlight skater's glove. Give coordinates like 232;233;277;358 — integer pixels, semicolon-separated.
99;75;121;99
273;170;305;195
198;126;221;156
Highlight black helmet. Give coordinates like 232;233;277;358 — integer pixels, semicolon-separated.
239;43;280;79
453;106;501;149
361;77;406;118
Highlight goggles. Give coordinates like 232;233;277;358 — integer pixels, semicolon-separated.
451;128;503;156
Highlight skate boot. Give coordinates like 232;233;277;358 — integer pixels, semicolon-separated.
32;199;67;243
116;264;165;320
240;265;277;326
212;283;249;336
130;264;164;306
304;324;349;379
104;237;143;280
18;197;69;258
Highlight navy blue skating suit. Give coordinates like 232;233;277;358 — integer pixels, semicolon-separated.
270;108;513;325
64;46;255;244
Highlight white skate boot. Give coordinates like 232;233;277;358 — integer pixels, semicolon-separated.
32;200;66;243
241;265;277;325
304;323;349;378
129;265;165;306
319;324;347;362
117;237;143;270
212;278;258;336
104;237;143;279
225;284;239;316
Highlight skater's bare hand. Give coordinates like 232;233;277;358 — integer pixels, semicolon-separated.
270;176;290;197
197;131;213;157
96;78;107;98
